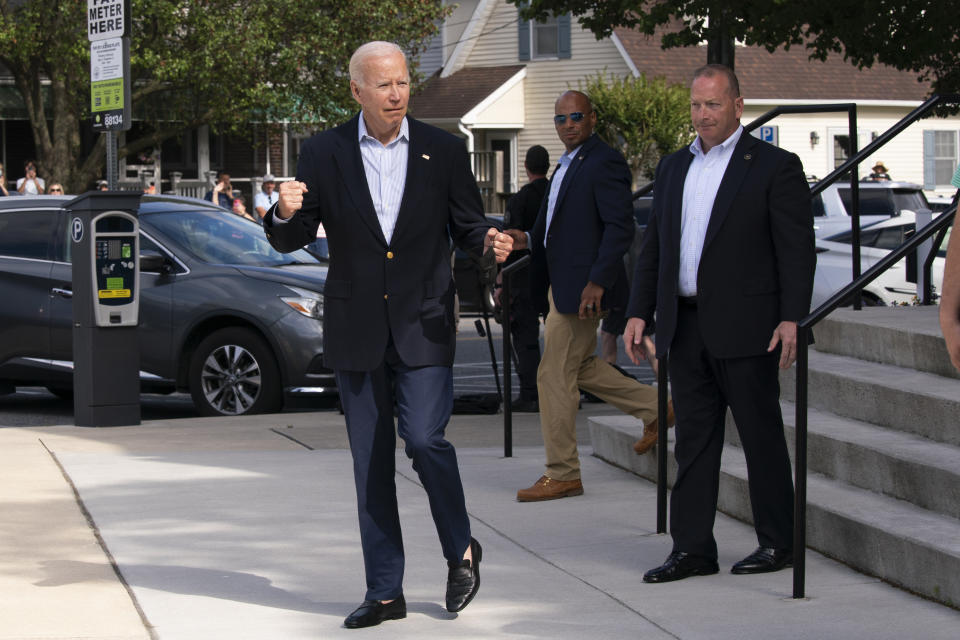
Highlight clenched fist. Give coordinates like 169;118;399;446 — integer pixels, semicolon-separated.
277;180;308;220
484;227;514;263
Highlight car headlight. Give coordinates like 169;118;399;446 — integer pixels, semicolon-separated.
280;286;323;319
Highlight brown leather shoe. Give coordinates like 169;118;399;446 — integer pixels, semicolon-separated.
516;476;584;502
633;401;675;455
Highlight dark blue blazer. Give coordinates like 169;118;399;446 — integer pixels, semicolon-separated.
264;114;494;371
627;132;815;359
529;135;635;314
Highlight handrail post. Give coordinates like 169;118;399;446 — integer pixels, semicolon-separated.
793;325;809;599
656;353;669;534
502;266;513;458
848;106;862;309
500;254;531;458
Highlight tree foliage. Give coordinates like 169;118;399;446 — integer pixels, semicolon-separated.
0;0;448;191
510;0;960;94
582;71;694;185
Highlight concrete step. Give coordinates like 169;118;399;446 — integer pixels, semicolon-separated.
588;415;960;609
723;401;960;519
780;350;960;447
812;307;958;379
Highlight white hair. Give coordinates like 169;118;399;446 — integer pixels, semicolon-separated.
349;41;406;87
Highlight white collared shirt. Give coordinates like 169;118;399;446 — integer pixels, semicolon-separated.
542;144;582;247
358;114;409;244
678;125;744;296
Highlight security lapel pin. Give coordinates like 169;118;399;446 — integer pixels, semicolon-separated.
744;154;752;160
422;154;430;160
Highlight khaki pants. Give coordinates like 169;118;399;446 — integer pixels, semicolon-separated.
538;288;659;481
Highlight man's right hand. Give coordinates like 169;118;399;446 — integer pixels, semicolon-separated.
623;317;648;366
277;180;308;220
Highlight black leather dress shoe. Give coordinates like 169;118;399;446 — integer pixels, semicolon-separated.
344;595;406;629
446;537;482;612
643;551;719;583
731;546;793;574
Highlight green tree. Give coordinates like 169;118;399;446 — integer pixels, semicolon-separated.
0;0;448;192
510;1;960;94
583;71;694;186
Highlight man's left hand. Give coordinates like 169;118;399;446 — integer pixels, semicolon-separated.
578;282;605;319
768;320;798;369
484;227;514;263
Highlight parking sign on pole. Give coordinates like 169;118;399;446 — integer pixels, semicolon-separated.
88;0;131;133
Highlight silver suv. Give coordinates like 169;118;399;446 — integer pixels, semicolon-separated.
810;181;931;238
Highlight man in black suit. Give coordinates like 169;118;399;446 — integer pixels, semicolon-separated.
624;65;815;582
510;90;664;502
501;144;549;411
263;41;514;627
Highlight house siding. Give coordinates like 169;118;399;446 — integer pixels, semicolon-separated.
465;3;632;189
743;106;960;196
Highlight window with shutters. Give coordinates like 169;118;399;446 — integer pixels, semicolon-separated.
518;10;571;61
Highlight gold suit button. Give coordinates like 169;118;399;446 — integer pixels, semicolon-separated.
386;251;394;259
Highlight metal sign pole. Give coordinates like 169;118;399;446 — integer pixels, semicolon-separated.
106;130;117;189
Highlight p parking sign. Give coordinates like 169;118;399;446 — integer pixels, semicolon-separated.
750;125;779;146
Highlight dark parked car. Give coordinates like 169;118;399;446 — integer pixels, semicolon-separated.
0;195;334;416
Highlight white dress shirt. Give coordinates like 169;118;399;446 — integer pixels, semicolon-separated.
273;114;409;243
542;144;582;247
358;114;409;244
678;126;744;297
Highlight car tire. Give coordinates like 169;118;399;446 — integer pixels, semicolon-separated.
188;327;283;416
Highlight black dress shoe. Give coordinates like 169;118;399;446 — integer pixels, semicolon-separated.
446;537;482;612
731;546;793;574
344;595;406;629
643;551;719;583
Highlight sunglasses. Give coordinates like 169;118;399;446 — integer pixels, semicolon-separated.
554;111;588;125
49;187;63;193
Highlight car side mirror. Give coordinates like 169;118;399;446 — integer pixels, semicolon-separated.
139;249;168;273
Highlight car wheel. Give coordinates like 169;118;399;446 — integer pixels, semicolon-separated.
189;327;283;416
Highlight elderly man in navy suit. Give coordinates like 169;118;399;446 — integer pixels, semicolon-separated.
625;65;815;583
263;41;514;628
508;90;666;502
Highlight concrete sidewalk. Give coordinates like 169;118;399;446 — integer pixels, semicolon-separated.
2;409;959;639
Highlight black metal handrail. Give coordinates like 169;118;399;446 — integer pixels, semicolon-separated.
500;254;531;458
792;202;955;598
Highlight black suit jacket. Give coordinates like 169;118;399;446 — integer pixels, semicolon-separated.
627;132;815;358
264;114;494;371
529;135;635;314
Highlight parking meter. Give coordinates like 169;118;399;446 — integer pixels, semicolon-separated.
70;191;143;426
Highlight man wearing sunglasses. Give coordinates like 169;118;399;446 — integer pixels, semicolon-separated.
511;90;663;502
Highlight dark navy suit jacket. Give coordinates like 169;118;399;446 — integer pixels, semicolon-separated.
529;135;635;314
264;114;494;371
627;132;815;359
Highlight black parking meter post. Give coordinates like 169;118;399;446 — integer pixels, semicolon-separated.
500;254;531;458
70;191;144;427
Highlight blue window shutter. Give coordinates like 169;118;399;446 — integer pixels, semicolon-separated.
558;14;571;58
922;130;936;189
518;13;530;61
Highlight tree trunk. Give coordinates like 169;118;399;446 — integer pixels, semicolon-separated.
706;6;736;71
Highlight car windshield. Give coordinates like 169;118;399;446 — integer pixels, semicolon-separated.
837;188;929;216
143;209;320;266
